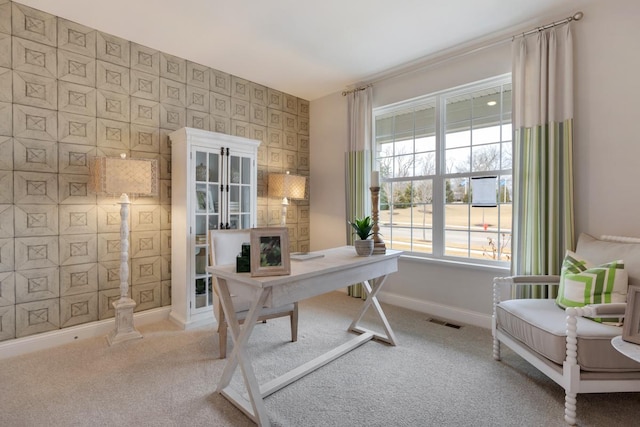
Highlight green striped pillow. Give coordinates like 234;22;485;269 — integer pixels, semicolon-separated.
556;251;628;322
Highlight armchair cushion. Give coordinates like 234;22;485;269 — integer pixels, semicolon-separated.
496;298;640;372
556;251;627;323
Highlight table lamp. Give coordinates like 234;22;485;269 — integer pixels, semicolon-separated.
90;154;158;345
268;171;306;225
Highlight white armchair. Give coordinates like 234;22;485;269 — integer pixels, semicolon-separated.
493;233;640;425
209;229;298;358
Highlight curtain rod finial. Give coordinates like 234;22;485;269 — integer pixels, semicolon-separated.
573;11;583;21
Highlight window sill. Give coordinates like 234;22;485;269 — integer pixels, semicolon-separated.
399;253;511;274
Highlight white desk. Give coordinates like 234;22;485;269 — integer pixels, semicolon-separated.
611;335;640;363
207;246;402;427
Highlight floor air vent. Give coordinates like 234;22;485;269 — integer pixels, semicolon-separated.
427;318;462;329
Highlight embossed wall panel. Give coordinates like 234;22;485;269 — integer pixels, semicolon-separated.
60;263;98;296
0;2;10;35
160;78;186;107
13;104;57;141
12;3;56;47
186;86;209;112
0;204;13;238
98;288;119;319
58;112;97;146
130;124;159;153
58;143;95;175
159;104;185;130
97;60;129;94
131;255;161;284
98;260;121;291
131;205;160;231
58;50;96;86
14;171;58;204
97;90;130;122
15;265;59;303
14;204;58;236
59;233;97;265
187;61;209;90
132;281;161;311
60;291;97;327
12;38;57;78
14;236;58;270
131;43;159;75
97;232;121;261
14;137;57;173
231;76;250;101
96;32;130;67
15;298;59;337
57;18;96;58
0;304;15;340
0;34;9;69
130;69;159;101
131;98;159;127
13;71;57;110
59;204;97;234
186;110;209;131
160;53;186;83
97;118;129;150
0;271;15;306
0;136;11;169
267;89;283;110
0;68;10;103
97;205;121;233
210;69;231;95
58;174;95;204
210;92;231;118
130;231;160;258
161;280;171;306
0;237;14;272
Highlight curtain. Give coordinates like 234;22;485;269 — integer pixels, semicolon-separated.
511;23;575;289
346;86;373;297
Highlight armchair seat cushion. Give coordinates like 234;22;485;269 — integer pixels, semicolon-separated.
496;299;640;372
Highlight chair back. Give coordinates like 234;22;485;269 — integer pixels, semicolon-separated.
209;229;251;267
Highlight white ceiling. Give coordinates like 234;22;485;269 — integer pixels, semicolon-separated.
15;0;583;100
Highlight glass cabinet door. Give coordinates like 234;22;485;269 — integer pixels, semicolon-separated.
193;149;221;310
228;153;253;229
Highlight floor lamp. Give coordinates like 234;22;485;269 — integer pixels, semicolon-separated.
90;154;158;345
268;171;306;225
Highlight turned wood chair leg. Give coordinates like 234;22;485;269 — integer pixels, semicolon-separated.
218;301;228;359
290;302;299;342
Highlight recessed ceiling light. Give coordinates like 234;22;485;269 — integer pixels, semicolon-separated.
487;101;497;106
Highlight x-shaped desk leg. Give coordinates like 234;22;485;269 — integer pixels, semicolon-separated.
348;274;397;346
216;278;272;426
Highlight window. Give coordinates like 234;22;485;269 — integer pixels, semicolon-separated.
374;75;512;265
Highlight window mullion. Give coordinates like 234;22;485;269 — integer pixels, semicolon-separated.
432;94;444;257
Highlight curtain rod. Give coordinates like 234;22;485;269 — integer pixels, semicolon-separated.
348;11;584;90
342;84;372;97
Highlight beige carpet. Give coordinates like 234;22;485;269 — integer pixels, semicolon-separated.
1;291;638;426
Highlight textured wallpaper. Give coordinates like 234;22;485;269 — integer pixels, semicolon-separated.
0;1;310;341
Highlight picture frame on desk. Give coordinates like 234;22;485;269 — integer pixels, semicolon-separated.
250;227;291;277
623;285;640;345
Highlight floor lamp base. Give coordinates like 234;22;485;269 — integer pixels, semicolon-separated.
107;297;142;346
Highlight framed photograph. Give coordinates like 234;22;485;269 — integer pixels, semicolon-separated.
623;285;640;345
250;227;291;277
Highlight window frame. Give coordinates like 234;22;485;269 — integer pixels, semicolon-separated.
373;74;512;267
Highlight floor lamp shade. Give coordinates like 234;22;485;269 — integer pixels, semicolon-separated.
268;172;306;225
89;154;158;345
90;155;158;197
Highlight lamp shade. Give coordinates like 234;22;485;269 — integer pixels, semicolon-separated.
268;172;306;200
90;154;158;196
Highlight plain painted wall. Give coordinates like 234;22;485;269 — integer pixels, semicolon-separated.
309;0;640;328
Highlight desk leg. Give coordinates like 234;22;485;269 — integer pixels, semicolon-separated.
348;275;397;346
216;279;272;427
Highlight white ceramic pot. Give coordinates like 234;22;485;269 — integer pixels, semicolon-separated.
354;239;374;256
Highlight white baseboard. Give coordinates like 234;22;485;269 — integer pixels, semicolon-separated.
0;307;171;360
377;291;492;329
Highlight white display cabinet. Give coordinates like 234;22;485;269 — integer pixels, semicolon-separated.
169;127;259;328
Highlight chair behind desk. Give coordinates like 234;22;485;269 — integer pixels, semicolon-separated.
209;229;298;358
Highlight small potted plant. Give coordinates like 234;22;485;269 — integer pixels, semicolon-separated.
349;216;374;256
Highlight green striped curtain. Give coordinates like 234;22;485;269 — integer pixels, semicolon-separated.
346;87;373;298
512;24;575;292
